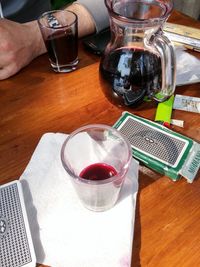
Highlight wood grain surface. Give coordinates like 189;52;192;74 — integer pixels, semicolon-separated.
0;10;200;267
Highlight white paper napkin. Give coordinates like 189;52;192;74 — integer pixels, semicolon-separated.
175;46;200;86
19;133;139;267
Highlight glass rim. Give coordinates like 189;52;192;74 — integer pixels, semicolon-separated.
37;9;78;29
60;124;132;185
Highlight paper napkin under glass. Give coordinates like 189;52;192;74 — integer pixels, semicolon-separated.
19;133;139;267
176;46;200;86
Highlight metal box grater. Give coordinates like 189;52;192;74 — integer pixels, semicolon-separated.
0;180;36;267
113;112;196;181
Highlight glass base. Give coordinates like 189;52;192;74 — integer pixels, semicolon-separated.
51;58;79;73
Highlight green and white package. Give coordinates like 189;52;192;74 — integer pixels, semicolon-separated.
113;111;200;182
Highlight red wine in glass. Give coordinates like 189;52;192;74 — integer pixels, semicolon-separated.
80;163;117;181
100;47;162;106
45;30;78;66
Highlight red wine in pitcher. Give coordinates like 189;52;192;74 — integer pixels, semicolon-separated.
80;163;117;181
100;47;162;106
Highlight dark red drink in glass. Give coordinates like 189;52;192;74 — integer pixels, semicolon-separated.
38;10;78;73
45;30;78;68
80;163;117;181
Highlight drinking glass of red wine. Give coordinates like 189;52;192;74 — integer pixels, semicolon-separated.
61;124;132;212
38;10;78;73
100;0;176;107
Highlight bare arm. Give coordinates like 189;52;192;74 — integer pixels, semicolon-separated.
0;3;96;80
66;3;96;38
0;19;45;80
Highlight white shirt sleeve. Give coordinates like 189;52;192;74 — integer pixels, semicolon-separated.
76;0;109;32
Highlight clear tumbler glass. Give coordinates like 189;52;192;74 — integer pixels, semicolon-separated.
61;124;132;211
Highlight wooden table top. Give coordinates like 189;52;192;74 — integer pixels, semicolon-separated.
0;10;200;267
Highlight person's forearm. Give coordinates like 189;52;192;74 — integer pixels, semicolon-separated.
65;3;96;38
24;3;97;59
0;1;107;80
25;20;47;56
0;18;47;80
24;0;107;57
76;0;109;32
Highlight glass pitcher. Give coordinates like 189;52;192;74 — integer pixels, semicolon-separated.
99;0;176;107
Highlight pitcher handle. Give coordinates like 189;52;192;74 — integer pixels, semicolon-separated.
153;34;176;102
